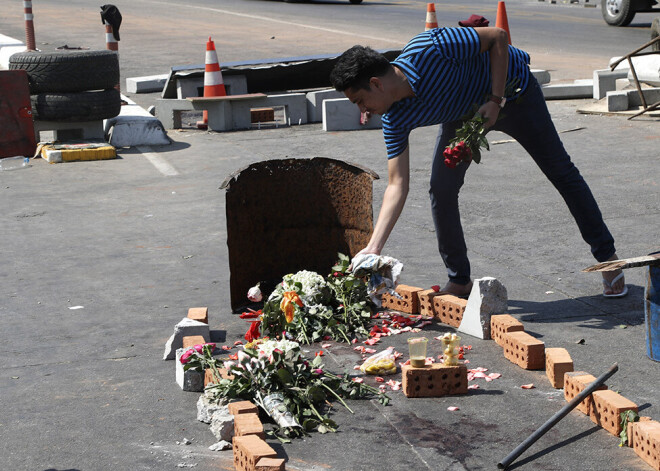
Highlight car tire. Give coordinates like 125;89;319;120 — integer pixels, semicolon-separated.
9;50;119;94
31;89;122;122
602;0;637;26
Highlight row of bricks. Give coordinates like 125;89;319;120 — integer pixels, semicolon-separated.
381;284;467;328
228;401;286;471
491;315;660;470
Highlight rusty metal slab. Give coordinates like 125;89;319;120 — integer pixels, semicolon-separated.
222;157;379;311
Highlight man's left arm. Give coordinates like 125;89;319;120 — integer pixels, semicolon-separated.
475;27;509;128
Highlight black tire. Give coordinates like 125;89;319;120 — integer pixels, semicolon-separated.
652;17;660;51
602;0;637;25
9;50;119;94
31;89;121;122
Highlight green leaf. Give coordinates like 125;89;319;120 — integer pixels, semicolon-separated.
276;368;293;385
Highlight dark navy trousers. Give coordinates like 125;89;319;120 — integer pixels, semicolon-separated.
429;76;616;285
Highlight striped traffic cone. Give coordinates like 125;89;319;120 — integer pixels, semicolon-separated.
425;3;438;31
197;36;227;130
496;1;512;44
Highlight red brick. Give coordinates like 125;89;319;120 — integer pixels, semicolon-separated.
381;285;423;314
228;400;259;416
590;390;638;436
402;363;467;398
255;457;286;471
204;367;233;387
417;289;440;318
187;307;208;324
545;347;574;388
233;435;278;471
627;416;653;447
502;331;545;370
432;295;467;328
631;420;660;470
563;371;607;416
182;335;205;350
234;412;265;439
490;314;524;347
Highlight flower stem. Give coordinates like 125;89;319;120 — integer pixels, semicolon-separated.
320;382;354;414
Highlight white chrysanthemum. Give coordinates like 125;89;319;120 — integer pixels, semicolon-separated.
281;270;330;304
257;338;300;358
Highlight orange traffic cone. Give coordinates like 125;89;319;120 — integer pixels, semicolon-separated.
425;3;438;31
495;1;511;45
197;36;227;130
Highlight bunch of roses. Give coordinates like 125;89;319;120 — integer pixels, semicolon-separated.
443;110;490;168
205;339;389;440
443;141;473;169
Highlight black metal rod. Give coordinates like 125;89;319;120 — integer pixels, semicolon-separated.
497;363;619;470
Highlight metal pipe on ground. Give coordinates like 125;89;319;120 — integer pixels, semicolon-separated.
497;363;619;469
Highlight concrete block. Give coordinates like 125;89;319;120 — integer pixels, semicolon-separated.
33;120;105;141
197;394;227;423
155;98;194;129
255;457;286;471
417;289;440;318
381;284;423;314
458;277;508;340
545;347;574;388
490;314;524;347
631;420;660;469
542;80;594;100
187;307;208;324
564;371;607;415
233;412;265;438
593;69;629;99
210;407;235;441
233;435;278;471
125;74;168;94
175;348;204;392
262;93;307;126
531;69;551;85
163;317;210;360
402;363;468;397
306;88;344;123
433;295;467;328
606;91;629;111
228;401;259;416
627;87;660;107
502;331;545;370
590;390;638;436
322;98;382;131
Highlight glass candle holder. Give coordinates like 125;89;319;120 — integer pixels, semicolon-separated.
407;337;428;368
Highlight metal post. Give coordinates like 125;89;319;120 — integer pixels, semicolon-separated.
24;0;36;51
497;363;619;470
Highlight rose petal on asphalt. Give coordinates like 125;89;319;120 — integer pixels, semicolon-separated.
353;365;361;370
379;385;387;391
352;377;364;383
221;345;232;351
521;383;535;389
321;343;331;348
364;338;380;345
364;348;377;354
485;377;493;382
352;338;358;344
447;406;459;411
463;359;470;364
488;373;501;379
467;373;475;381
354;346;366;353
467;384;479;390
375;377;385;382
473;372;487;378
233;341;243;346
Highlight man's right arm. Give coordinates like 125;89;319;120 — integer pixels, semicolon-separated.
358;147;410;255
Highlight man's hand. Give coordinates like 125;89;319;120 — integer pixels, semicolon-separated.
477;100;501;129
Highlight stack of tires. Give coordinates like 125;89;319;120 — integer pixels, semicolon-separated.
8;50;121;122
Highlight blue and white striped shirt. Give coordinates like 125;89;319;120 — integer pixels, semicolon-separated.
383;27;531;158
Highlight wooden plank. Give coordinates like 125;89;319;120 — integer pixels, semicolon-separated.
582;253;660;272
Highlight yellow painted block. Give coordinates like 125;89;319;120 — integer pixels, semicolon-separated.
41;141;116;163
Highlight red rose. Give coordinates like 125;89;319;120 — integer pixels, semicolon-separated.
245;320;261;342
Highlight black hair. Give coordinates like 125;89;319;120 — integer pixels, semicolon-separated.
329;45;392;92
